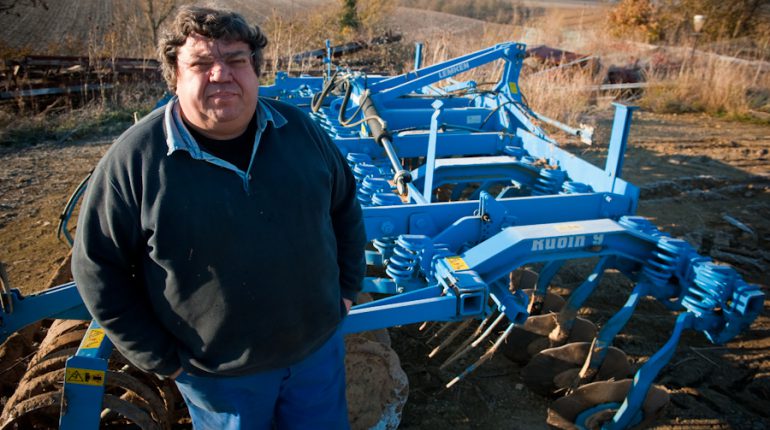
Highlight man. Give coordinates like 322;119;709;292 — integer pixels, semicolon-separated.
71;5;366;429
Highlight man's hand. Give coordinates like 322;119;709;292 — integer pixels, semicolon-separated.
170;368;183;380
343;298;353;314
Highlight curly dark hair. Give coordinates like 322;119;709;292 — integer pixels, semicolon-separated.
158;5;268;92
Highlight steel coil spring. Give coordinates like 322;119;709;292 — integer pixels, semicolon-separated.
372;192;403;207
532;168;567;196
641;237;688;288
561;181;593;194
309;111;334;132
620;216;680;288
685;262;733;315
686;261;764;343
619;216;660;237
346;152;372;169
386;235;430;284
308;111;328;124
311;109;357;138
358;176;392;206
352;162;380;183
503;145;527;159
373;237;397;261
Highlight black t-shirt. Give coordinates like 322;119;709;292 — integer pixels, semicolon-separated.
187;113;258;172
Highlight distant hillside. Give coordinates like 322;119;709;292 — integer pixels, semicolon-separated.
0;0;607;58
387;6;496;41
388;3;609;52
0;0;331;57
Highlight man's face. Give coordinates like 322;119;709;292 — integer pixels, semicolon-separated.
175;34;259;139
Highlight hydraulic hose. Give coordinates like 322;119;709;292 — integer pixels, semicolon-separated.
312;72;411;196
310;70;339;113
357;94;412;195
57;171;92;247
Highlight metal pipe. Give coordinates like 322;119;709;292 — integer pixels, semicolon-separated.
359;95;413;195
530;110;594;145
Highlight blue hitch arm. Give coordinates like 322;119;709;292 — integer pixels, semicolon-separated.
0;282;90;344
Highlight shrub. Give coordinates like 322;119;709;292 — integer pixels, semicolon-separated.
607;0;663;42
609;0;770;45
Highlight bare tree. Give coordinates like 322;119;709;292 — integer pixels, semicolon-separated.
141;0;180;45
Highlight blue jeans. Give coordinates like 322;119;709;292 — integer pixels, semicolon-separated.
174;330;349;430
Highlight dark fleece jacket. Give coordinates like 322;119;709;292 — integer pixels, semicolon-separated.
71;98;366;377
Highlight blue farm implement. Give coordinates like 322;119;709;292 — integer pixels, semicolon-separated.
0;41;764;430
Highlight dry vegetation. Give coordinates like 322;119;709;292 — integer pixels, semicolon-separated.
609;0;770;44
642;56;770;118
0;0;768;142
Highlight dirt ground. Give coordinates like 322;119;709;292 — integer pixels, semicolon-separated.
0;110;768;429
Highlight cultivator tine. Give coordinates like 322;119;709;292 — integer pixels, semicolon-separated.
569;337;598;394
428;320;460;344
428;319;473;358
439;311;501;369
445;322;515;389
566;337;607;395
528;262;563;315
571;283;647;391
418;321;439;338
548;257;611;347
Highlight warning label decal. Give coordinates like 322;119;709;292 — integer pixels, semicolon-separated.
81;328;105;349
65;368;105;386
445;256;470;271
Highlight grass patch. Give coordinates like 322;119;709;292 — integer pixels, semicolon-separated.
639;55;770;122
0;83;165;147
520;65;603;125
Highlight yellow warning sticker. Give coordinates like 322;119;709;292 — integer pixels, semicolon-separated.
445;256;470;271
554;224;583;233
508;82;518;94
81;328;105;349
65;368;105;386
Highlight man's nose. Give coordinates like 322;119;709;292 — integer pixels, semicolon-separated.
209;61;232;81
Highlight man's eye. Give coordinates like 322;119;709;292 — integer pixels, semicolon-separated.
228;58;248;67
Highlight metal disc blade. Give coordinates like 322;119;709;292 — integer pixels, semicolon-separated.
500;316;596;364
547;379;670;430
501;314;557;363
522;342;631;396
499;288;565;364
562;317;598;344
